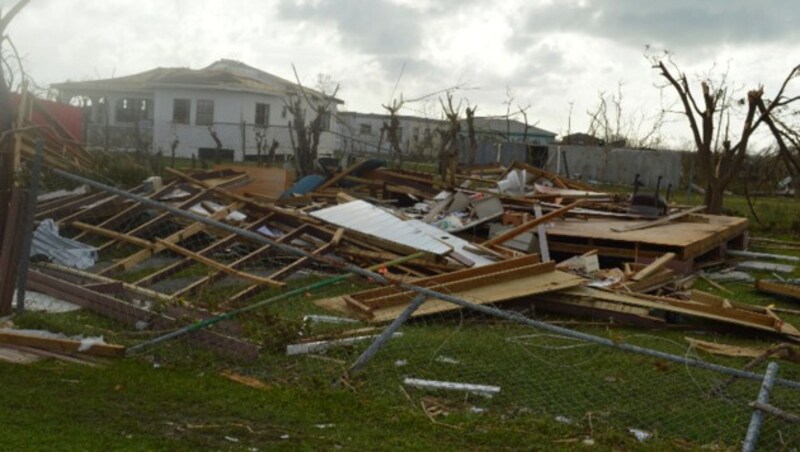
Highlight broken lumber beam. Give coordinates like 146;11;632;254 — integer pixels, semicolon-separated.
26;270;260;361
482;201;583;247
632;252;676;281
155;239;286;289
755;280;800;302
0;330;124;358
71;221;155;249
611;206;706;233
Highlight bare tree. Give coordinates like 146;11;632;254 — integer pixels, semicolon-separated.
586;82;665;148
207;126;223;164
170;135;179;168
380;98;404;168
757;99;800;198
256;130;279;166
465;104;478;167
436;93;461;185
0;0;30;196
285;65;338;178
653;56;800;213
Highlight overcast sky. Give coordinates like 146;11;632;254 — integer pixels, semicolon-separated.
6;0;800;145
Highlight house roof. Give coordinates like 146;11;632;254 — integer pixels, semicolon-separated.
338;111;447;125
468;116;557;138
52;59;342;102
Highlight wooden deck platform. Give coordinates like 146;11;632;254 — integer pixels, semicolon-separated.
544;214;748;267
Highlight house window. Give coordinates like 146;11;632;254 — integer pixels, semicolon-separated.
115;98;150;123
196;99;215;126
281;106;287;119
318;111;331;131
412;127;420;142
360;124;372;135
172;99;190;124
255;103;270;127
397;127;403;140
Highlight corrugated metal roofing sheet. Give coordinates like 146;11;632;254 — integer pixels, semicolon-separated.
310;200;452;256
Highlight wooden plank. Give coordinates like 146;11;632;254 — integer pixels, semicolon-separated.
26;270;260;361
0;330;125;357
269;242;333;281
156;239;285;288
561;287;800;337
533;203;550;263
37;262;174;304
483;201;583;247
100;202;243;274
755;280;800;302
349;260;556;311
544;214;747;262
348;254;541;303
71;180;178;241
170;224;307;297
319;267;583;323
631;252;676;281
35;190;108;220
0;346;42;364
165;167;314;223
611;206;706;233
72;221;154;249
134;215;274;286
315;159;366;192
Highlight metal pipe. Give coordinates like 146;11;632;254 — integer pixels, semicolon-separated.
742;362;779;452
51;169;800;389
347;294;425;376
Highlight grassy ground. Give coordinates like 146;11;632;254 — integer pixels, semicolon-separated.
2;357;676;450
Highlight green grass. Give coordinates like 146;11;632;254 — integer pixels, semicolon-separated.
0;356;671;450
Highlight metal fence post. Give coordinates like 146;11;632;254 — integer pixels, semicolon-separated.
15;137;43;314
346;294;426;377
742;361;779;452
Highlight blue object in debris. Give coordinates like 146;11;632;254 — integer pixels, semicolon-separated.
281;175;326;199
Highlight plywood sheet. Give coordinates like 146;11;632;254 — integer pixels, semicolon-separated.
316;264;584;323
213;164;291;199
545;214;748;259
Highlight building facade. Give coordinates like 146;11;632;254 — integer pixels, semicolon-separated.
336;111;447;157
53;59;341;161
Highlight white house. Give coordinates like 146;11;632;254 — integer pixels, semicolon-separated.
336;111;447;156
52;59;342;161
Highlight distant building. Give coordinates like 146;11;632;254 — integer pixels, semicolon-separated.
560;132;604;146
52;59;342;161
465;117;557;145
336;111;446;156
560;132;627;147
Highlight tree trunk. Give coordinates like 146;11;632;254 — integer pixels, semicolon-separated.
704;181;725;214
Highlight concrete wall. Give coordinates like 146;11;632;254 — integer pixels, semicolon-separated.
545;145;688;188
